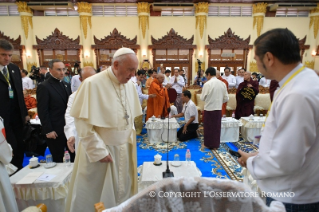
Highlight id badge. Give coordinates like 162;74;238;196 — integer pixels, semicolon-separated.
8;87;14;99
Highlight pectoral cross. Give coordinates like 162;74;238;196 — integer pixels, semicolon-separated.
124;111;129;125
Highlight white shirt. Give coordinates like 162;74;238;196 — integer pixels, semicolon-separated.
182;100;198;124
222;74;236;88
71;75;81;92
170;105;178;117
169;75;185;94
163;75;171;86
22;76;34;90
259;77;271;87
132;80;148;105
200;77;229;111
131;76;137;84
235;76;244;89
64;91;79;152
247;64;319;204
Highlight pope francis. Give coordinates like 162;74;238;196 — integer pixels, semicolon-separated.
65;48;142;211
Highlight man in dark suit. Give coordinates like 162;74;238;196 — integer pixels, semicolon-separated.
0;39;28;170
40;66;50;81
37;59;74;162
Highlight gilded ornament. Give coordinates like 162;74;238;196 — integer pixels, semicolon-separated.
310;3;319;14
249;61;259;73
80;16;91;39
252;2;267;14
309;5;319;38
252;3;267;37
195;2;208;39
16;1;32;14
253;16;264;37
83;61;94;67
77;2;92;13
27;62;37;72
77;2;92;39
195;62;205;74
16;2;33;39
195;2;209;13
137;3;150;39
304;61;315;69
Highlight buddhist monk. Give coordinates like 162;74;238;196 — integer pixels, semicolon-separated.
217;70;228;116
23;90;37;110
235;71;259;119
146;73;170;121
269;80;279;102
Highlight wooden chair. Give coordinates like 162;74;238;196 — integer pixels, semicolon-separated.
259;86;269;94
254;93;271;116
195;89;204;124
228;87;237;94
226;93;237;117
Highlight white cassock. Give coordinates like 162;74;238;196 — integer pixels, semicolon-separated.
65;67;142;212
64;91;79;152
0;120;19;212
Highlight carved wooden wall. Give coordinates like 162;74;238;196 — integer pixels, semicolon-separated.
149;28;196;85
33;28;82;68
298;36;310;62
92;28;140;67
206;28;252;74
0;31;25;69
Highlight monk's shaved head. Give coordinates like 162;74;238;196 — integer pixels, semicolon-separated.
156;73;165;83
80;66;96;81
244;71;251;81
216;70;221;78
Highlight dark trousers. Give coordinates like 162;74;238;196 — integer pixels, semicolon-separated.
177;123;199;141
6;125;24;170
46;133;75;163
266;197;319;212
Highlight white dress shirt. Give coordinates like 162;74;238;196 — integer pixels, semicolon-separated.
163;75;171;86
222;74;236;88
64;91;79;152
22;76;34;90
200;77;229;111
169;75;185;94
71;75;81;92
235;76;244;89
182;99;198;124
170;105;178;117
133;81;148;105
247;64;319;204
131;76;137;84
259;77;271;87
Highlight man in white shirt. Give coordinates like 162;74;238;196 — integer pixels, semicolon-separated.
222;67;236;89
179;69;188;87
201;67;228;150
238;28;319;211
21;69;34;90
259;76;271;87
168;68;185;113
162;69;171;87
132;70;156;135
235;68;245;88
172;90;198;141
71;73;81;92
64;66;96;153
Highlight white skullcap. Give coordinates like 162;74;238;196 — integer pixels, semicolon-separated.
113;47;135;58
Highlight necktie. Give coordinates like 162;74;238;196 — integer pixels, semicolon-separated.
2;66;8;77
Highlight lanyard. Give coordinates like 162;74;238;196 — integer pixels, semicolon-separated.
262;66;304;128
1;68;10;87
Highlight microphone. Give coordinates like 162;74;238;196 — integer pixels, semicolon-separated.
163;113;174;178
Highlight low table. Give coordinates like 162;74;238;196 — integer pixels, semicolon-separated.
138;161;202;191
221;117;241;142
240;116;266;142
145;118;180;143
10;163;73;212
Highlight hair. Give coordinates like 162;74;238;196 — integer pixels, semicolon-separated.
254;28;301;65
40;66;47;69
252;72;257;76
48;59;62;69
205;67;216;76
179;69;184;73
0;39;13;51
21;69;28;76
182;90;191;99
224;67;231;72
137;70;146;76
148;70;153;75
165;69;171;74
174;68;180;72
239;68;246;72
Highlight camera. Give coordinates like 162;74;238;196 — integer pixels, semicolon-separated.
74;61;81;68
197;59;202;78
29;66;41;81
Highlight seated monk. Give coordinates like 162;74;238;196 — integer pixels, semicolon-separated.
146;73;170;121
23;89;37;110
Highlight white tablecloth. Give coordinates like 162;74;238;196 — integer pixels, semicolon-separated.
138;161;202;191
30;119;41;125
240;117;266;142
145;118;180;143
10;163;73;212
221;117;241;142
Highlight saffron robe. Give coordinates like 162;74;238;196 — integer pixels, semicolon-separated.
218;76;229;116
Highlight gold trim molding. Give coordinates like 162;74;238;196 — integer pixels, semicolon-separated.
83;61;94;67
304;61;314;69
310;4;319;38
16;2;33;39
27;62;37;72
249;61;259;73
78;2;92;39
137;2;150;39
253;3;267;37
195;2;208;39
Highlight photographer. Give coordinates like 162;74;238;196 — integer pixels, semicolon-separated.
194;70;207;87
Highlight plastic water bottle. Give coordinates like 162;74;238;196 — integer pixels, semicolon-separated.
64;151;71;166
232;112;235;119
186;149;191;165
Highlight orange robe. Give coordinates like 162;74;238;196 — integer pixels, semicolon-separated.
146;78;170;121
145;77;154;88
24;95;37;110
218;76;228;115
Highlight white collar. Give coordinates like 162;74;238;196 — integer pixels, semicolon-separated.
278;63;303;88
0;64;6;71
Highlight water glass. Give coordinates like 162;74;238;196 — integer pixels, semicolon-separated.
46;154;53;164
174;154;180;162
260;114;264;120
